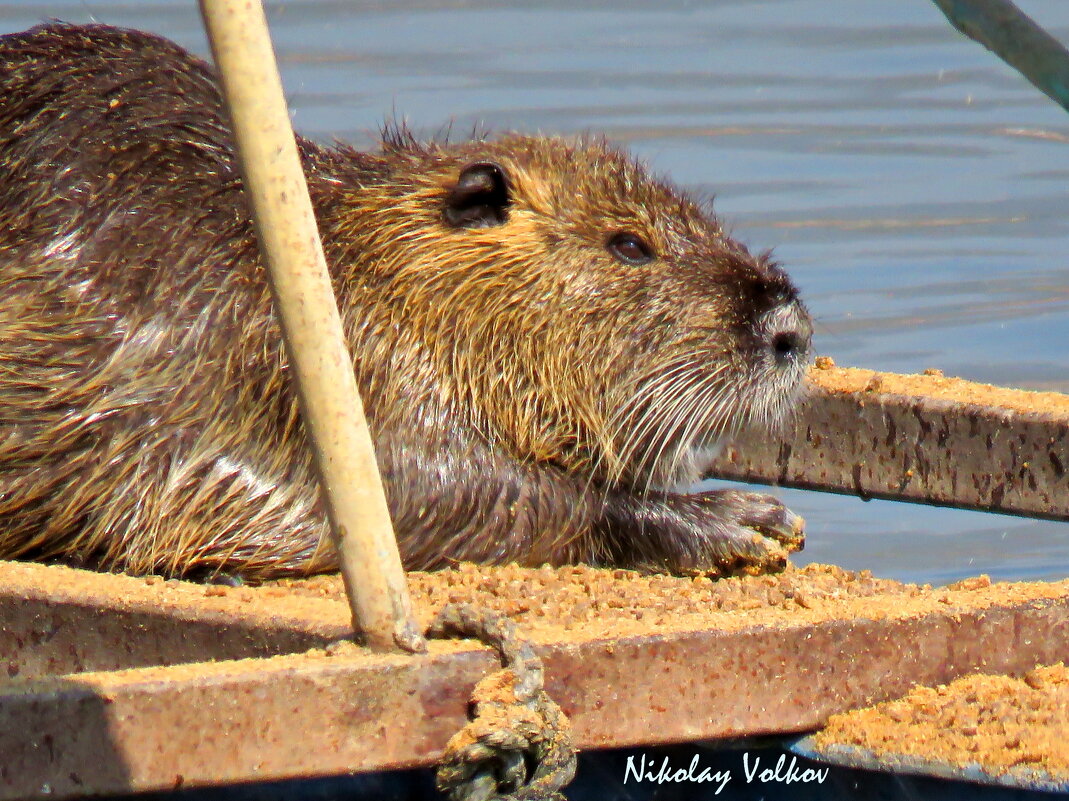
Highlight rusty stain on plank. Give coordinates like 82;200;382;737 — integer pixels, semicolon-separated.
709;366;1069;518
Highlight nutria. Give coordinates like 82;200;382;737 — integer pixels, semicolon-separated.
0;23;812;580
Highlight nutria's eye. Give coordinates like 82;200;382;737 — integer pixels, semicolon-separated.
443;162;510;229
607;232;654;265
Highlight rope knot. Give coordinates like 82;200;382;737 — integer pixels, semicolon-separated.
429;604;577;801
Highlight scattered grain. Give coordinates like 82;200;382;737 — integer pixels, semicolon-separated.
814;664;1069;782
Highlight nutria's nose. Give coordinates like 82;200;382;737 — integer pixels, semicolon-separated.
764;301;813;367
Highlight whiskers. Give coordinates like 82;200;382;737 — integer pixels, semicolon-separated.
553;343;809;548
603;352;742;495
594;342;810;498
740;354;811;436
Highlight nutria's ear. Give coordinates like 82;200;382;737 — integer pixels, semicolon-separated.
443;162;510;228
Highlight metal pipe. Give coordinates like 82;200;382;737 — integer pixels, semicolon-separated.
931;0;1069;113
198;0;424;653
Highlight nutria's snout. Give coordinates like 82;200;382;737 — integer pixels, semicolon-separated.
764;299;813;368
746;263;813;376
728;270;813;443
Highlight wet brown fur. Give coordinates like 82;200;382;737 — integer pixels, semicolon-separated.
0;23;811;579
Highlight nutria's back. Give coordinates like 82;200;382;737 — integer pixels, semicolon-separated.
0;23;812;580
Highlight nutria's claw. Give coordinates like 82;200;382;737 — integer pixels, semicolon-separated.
734;492;806;551
662;489;806;578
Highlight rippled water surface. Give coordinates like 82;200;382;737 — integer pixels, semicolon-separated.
2;0;1067;585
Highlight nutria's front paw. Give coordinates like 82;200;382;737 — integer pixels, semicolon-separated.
667;490;805;577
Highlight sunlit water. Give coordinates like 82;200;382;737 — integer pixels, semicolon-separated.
2;0;1067;586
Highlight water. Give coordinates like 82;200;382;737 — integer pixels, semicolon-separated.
2;0;1066;587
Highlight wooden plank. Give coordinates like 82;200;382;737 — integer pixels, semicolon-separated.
1;561;1067;798
710;366;1069;519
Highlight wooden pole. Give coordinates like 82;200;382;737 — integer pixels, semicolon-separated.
198;0;425;653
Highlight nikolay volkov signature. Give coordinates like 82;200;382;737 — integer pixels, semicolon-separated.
624;751;829;795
